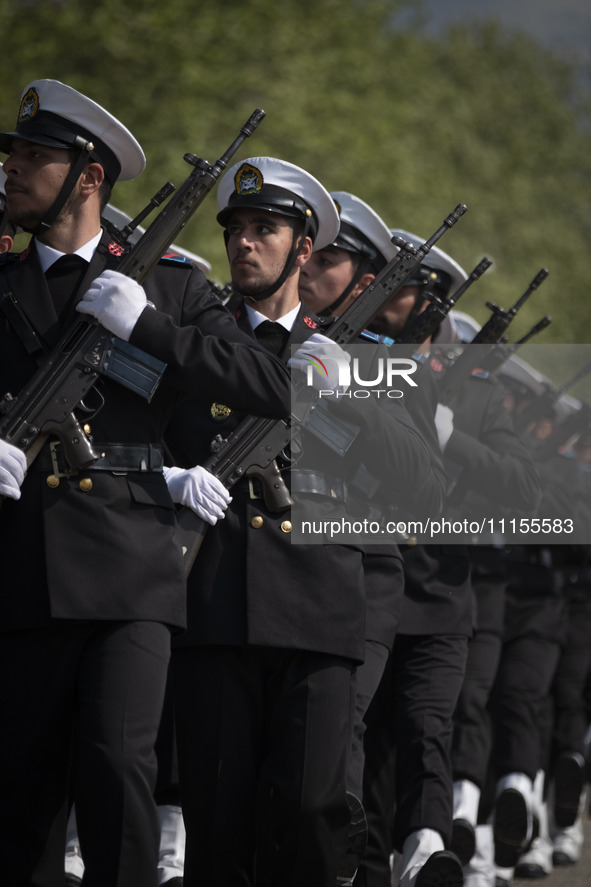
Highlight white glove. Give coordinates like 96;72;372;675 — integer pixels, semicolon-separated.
288;332;351;395
164;465;232;525
0;439;27;500
76;269;149;341
434;403;454;452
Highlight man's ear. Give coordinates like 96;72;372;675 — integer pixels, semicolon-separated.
80;162;105;197
0;234;14;254
350;272;375;299
295;235;314;266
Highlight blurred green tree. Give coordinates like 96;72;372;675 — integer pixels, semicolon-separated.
1;0;589;342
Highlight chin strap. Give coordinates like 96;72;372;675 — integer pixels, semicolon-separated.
318;256;372;317
31;135;96;236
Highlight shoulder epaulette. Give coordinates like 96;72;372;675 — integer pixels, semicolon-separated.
159;252;194;266
359;328;397;347
360;328;380;343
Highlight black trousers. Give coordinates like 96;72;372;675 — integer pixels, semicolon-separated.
356;633;469;887
491;630;562;782
347;639;391;803
551;587;591;763
154;664;181;807
172;644;355;887
451;577;506;793
0;620;171;887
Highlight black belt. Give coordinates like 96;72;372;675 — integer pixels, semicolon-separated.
290;470;347;502
30;441;164;476
233;470;346;502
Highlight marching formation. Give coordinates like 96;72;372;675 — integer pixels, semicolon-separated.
0;79;589;887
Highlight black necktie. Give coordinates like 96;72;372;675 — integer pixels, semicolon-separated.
45;254;88;320
254;320;289;357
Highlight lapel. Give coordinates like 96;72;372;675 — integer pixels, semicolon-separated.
58;231;120;332
228;298;325;362
1;231;120;351
286;303;324;354
2;241;57;351
229;301;256;340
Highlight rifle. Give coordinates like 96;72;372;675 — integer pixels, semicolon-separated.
394;256;492;344
479;315;552;376
0;109;265;485
472;267;549;344
434;268;550;405
173;203;468;573
513;358;591;436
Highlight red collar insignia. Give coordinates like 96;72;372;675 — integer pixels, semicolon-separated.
303;316;318;329
108;242;125;257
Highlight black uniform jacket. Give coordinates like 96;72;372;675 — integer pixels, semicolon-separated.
166;300;439;663
444;371;541;520
0;234;291;632
398;370;541;638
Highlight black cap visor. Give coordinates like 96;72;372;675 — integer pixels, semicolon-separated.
217;184;318;241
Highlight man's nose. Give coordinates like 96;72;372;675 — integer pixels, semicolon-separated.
2;155;19;175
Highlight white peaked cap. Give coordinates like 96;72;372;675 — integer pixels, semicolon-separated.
330;191;398;266
0;79;145;183
216;156;340;250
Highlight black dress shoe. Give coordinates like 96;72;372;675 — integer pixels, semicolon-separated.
161;879;183;887
553;849;576;866
65;876;82;887
450;816;476;866
514;861;547;878
415;850;463;887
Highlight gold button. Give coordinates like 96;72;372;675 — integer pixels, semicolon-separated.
250;515;264;529
79;478;93;492
210;402;232;421
280;520;292;534
46;474;60;488
406;535;417;546
83;423;91;434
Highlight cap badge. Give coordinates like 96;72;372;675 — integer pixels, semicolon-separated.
18;87;40;124
234;163;263;196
